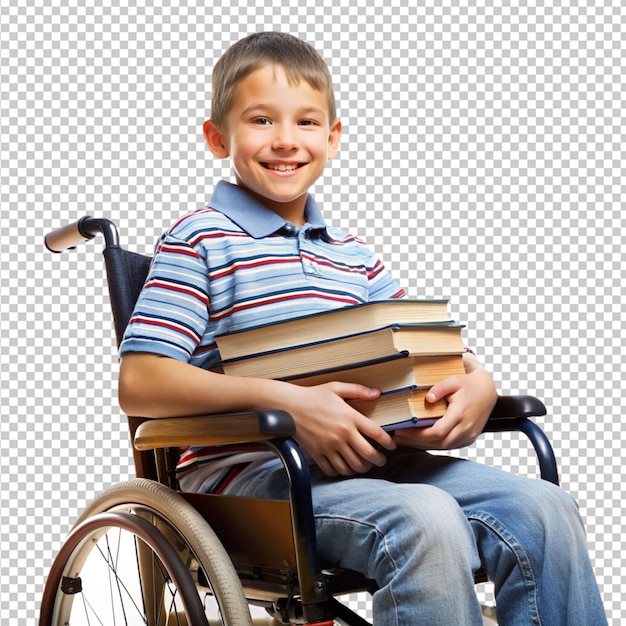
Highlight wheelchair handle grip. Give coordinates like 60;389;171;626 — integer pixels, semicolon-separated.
45;215;120;252
45;216;96;253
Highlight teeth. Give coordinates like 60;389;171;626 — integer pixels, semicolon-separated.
266;163;299;171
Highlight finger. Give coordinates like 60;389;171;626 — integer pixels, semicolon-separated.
393;427;450;450
355;413;397;452
325;426;387;473
327;381;381;401
392;409;460;449
392;428;429;448
344;448;375;474
426;375;463;403
326;449;367;476
315;455;338;477
349;435;388;468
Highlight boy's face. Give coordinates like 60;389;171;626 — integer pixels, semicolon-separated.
204;64;341;224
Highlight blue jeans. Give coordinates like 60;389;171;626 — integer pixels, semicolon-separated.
237;449;606;625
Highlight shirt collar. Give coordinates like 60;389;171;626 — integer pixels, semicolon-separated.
207;180;333;240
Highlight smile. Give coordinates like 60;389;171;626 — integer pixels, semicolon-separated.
262;163;303;171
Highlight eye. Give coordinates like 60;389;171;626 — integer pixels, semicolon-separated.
252;117;271;126
299;119;319;127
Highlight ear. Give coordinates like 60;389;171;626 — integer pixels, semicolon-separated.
203;119;229;158
327;118;342;160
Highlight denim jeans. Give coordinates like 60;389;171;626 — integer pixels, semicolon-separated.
237;448;607;625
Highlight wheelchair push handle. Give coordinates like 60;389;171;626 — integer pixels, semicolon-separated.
45;215;120;252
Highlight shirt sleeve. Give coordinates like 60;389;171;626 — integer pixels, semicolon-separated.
364;247;406;301
119;233;210;363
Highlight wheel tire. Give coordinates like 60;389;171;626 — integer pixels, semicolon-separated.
41;478;253;626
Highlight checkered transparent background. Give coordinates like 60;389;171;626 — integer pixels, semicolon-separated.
1;0;624;623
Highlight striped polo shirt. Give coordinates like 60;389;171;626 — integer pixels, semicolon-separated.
120;180;405;493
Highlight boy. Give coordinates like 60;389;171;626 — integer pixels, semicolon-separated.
119;32;606;625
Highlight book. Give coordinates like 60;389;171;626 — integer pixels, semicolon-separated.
347;386;448;430
215;299;452;360
219;323;466;379
283;353;466;391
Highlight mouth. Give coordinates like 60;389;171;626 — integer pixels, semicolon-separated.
261;162;305;172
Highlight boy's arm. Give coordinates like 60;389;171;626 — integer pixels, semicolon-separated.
119;352;397;476
392;352;497;450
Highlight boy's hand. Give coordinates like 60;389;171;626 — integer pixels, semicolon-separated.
392;354;497;451
283;382;397;477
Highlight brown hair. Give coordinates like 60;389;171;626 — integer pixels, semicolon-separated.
210;32;337;130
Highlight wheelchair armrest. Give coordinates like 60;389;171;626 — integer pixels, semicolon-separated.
133;409;295;451
486;394;547;422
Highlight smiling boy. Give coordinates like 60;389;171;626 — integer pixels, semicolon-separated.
118;32;606;625
204;62;341;225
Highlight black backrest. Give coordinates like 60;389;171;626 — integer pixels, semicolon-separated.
103;246;152;347
102;245;157;479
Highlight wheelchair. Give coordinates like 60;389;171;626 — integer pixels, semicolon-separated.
40;216;559;626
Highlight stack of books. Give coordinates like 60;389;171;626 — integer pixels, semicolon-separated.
215;300;467;431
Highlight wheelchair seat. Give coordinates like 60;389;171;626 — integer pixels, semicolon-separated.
40;216;558;626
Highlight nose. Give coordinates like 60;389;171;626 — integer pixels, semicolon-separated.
271;124;297;151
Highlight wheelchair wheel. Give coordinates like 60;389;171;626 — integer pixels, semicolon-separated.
40;478;253;626
40;510;208;625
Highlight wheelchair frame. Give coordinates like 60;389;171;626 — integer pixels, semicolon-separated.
40;216;559;625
